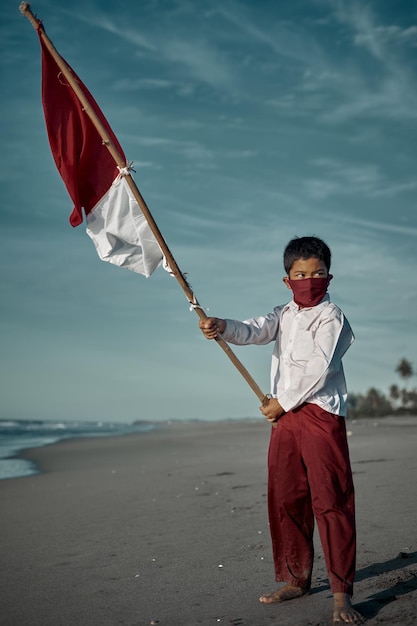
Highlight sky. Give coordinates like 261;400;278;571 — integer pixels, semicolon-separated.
1;0;416;424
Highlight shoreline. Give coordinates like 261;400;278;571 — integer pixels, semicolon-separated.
1;418;417;625
4;415;417;482
0;419;165;481
0;418;263;482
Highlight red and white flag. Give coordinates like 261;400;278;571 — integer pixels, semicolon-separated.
39;36;163;277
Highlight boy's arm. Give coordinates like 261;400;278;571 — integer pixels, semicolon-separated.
199;310;282;345
219;309;283;345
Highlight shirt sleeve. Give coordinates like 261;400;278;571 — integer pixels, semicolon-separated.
277;308;354;412
220;306;283;346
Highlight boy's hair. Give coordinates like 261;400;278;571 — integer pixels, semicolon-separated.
283;236;331;274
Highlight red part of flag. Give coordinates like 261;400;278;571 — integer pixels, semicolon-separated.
39;35;126;227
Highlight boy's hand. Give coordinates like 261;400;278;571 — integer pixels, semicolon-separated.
260;398;285;426
199;317;226;339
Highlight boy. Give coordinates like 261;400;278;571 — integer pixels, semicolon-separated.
199;236;363;625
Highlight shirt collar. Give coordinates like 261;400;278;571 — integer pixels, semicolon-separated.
285;293;330;312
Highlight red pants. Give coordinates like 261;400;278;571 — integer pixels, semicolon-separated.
267;403;356;595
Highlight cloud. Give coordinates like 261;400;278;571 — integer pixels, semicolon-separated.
61;8;157;51
158;37;236;90
113;78;175;91
296;157;417;201
320;81;417;123
335;215;417;238
130;135;216;168
253;1;417;125
59;1;416;125
62;4;237;92
354;24;417;50
320;1;417;122
210;2;325;68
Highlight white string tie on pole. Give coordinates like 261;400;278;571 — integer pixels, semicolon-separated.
188;295;209;313
116;162;135;180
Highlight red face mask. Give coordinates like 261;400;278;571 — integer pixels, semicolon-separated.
288;277;331;308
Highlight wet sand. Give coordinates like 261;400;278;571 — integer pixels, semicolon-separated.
1;417;416;625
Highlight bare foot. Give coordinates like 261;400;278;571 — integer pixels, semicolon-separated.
333;592;365;624
259;584;310;604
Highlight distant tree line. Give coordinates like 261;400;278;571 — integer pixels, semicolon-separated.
348;358;417;418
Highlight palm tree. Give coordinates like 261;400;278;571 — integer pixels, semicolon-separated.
394;358;416;414
395;358;414;385
389;384;400;410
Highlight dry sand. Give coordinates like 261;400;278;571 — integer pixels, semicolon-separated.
1;417;416;626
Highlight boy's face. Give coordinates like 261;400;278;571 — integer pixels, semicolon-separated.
283;257;329;290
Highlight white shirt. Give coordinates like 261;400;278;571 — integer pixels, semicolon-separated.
221;295;354;416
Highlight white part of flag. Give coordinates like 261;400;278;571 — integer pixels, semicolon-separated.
86;176;163;277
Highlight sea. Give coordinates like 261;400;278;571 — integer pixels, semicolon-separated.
0;419;158;481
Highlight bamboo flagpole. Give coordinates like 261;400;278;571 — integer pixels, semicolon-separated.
19;2;270;407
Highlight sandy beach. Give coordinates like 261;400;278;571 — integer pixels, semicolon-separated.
1;417;416;626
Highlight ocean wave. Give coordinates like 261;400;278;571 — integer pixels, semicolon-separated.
0;419;158;481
